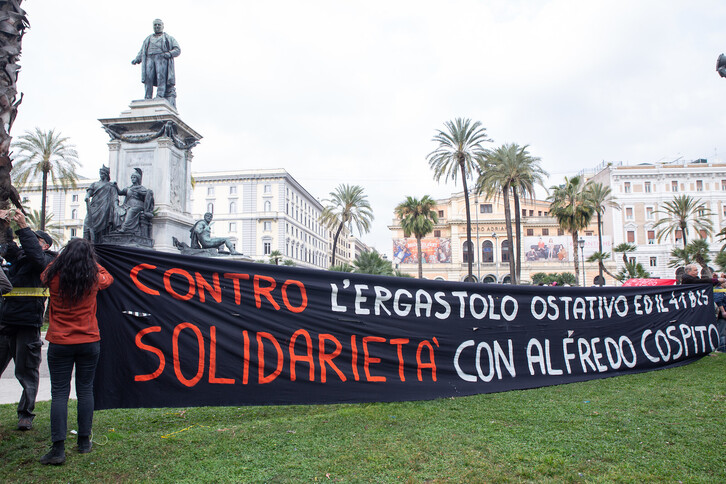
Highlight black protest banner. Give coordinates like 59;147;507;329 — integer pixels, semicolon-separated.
93;245;718;410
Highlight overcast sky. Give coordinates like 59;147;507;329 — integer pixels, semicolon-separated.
11;0;726;256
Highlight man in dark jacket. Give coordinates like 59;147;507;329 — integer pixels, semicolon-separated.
0;210;56;430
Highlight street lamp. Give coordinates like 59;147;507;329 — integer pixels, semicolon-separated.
578;238;586;287
492;232;499;283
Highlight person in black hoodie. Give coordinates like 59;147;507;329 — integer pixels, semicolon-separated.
0;209;56;430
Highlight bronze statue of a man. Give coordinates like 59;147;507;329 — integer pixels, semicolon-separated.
132;19;181;107
190;212;241;254
83;165;119;243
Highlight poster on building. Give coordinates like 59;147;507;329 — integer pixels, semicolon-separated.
522;236;611;262
392;237;451;264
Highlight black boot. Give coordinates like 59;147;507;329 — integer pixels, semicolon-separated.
77;435;92;454
40;440;66;465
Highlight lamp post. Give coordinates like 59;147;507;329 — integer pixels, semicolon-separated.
578;238;586;287
493;232;499;283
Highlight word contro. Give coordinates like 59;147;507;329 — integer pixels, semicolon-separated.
134;322;439;386
130;263;307;312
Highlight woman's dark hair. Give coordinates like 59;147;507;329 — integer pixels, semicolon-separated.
41;238;99;303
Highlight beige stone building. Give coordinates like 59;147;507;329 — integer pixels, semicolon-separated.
388;191;608;283
589;159;726;279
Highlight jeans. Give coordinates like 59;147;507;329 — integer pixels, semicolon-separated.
47;341;100;442
0;324;42;419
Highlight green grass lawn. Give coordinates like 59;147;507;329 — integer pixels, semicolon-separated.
1;354;724;483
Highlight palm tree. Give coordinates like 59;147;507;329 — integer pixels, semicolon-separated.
668;239;712;277
268;250;282;265
616;261;651;282
427;118;491;281
11;128;81;230
478;143;547;283
586;181;619;284
395;195;438;279
586;251;619;282
613;242;637;265
653;194;713;249
353;250;394;276
319;184;373;267
547;175;594;286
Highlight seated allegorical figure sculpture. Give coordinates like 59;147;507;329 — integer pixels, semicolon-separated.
190;212;241;254
116;168;154;238
83;165;119;243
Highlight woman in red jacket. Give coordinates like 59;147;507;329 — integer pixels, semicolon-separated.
39;238;113;465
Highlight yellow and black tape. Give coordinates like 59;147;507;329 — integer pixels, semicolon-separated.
3;287;49;297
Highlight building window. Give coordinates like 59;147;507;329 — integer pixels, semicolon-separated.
557;229;564;236
522;209;527;217
538;211;542;216
71;209;77;219
628;257;636;265
644;182;651;193
627;231;635;243
462;241;473;263
699;229;708;239
722;180;726;191
671;181;678;192
624;182;631;193
482;240;493;263
480;204;492;214
529;210;534;216
434;230;441;237
647;230;655;244
229;222;236;232
675;230;683;244
207;186;215;196
264;200;271;212
264;241;271;255
650;257;657;267
501;240;510;262
264;184;271;193
438;210;444;218
72;194;78;202
207;203;214;213
230;185;237;195
696;180;703;192
646;207;654;220
722;204;726;217
264;221;271;231
526;229;534;236
625;207;633;220
542;228;549;236
229;201;236;213
585;231;593;236
70;228;77;237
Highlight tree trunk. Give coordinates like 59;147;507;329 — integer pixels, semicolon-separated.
681;222;688;249
597;211;604;284
503;185;517;284
416;235;423;279
0;0;28;243
459;159;473;281
572;231;580;286
331;221;344;267
40;168;48;230
513;187;522;283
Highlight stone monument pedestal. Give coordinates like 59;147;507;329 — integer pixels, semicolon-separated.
99;99;202;252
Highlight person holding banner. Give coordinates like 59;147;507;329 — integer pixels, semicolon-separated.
0;209;56;432
39;238;113;465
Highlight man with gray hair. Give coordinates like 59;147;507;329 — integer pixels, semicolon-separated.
681;264;723;285
132;19;181;107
